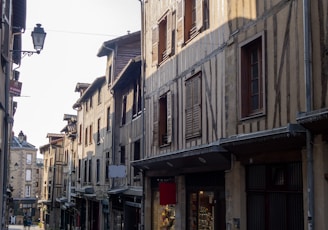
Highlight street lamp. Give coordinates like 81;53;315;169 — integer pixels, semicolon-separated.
10;23;46;56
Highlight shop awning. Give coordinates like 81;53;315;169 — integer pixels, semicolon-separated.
108;187;128;195
297;109;328;134
220;123;306;155
13;198;37;204
132;143;230;174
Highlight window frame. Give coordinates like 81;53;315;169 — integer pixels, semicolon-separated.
185;71;202;139
239;32;266;119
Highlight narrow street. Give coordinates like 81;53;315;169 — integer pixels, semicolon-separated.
8;225;41;230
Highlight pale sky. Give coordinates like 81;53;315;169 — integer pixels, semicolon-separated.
13;0;141;157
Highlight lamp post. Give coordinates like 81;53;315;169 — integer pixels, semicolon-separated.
10;23;47;56
2;23;46;228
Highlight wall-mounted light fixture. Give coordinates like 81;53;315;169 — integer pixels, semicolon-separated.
10;23;46;56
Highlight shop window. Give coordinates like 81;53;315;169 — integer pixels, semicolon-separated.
189;191;215;229
153;91;172;147
246;163;303;230
185;72;202;139
240;33;265;118
151;177;176;229
177;0;209;45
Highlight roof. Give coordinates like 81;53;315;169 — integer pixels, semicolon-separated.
111;56;141;90
73;76;106;109
10;136;36;150
97;31;141;57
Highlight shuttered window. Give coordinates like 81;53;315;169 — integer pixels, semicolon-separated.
177;0;209;45
246;163;304;230
185;72;202;139
153;11;173;66
153;91;172;147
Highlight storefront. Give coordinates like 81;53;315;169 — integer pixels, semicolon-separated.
133;144;231;229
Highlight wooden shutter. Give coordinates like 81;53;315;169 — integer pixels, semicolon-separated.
193;75;202;136
166;11;172;57
176;0;184;46
195;0;203;31
185;80;193;138
166;91;172;143
153;97;158;147
152;26;159;66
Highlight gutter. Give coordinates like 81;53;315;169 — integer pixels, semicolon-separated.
303;0;314;229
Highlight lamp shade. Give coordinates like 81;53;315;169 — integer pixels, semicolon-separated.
31;24;46;52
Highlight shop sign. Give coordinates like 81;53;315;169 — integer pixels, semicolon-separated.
9;80;22;96
159;182;176;205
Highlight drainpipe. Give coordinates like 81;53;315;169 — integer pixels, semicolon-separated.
303;0;314;229
138;1;145;229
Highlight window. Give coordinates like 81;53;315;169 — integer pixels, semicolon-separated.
88;159;92;183
121;95;127;125
153;91;172;147
240;34;264;118
134;140;141;177
85;127;88;146
98;87;102;104
84;160;87;183
133;75;142;118
79;124;82;144
89;96;93;108
152;11;172;65
177;0;209;45
89;124;93;144
26;154;32;164
106;107;111;131
25;185;31;197
120;146;126;165
26;169;32;181
185;72;202;139
246;163;303;230
105;152;110;181
97;118;101;144
96;159;100;183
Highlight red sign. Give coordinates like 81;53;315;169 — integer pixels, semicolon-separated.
159;182;176;205
9;80;22;96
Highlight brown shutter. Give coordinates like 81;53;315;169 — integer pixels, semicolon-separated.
153;97;159;147
185;80;193;138
193;76;202;136
176;0;184;46
195;0;203;31
152;26;159;66
166;11;172;57
166;91;172;143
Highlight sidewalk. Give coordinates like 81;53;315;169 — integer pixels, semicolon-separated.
8;224;42;230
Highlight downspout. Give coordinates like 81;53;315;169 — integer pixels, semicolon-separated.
139;0;145;229
303;0;314;229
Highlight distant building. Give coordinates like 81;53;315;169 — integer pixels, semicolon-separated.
9;131;40;225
